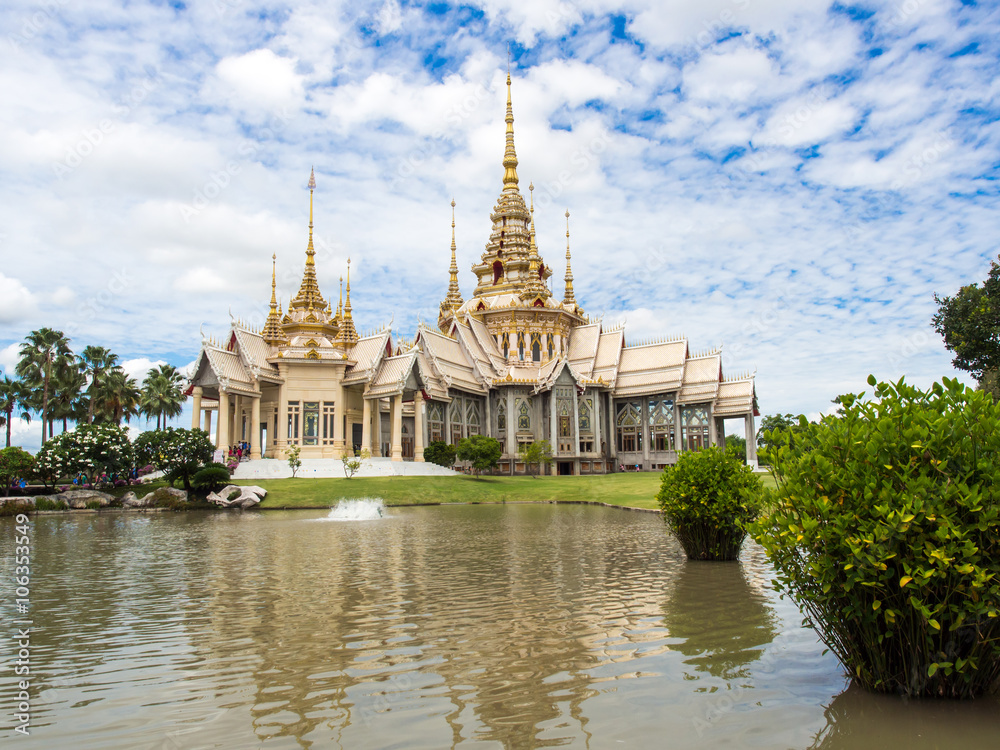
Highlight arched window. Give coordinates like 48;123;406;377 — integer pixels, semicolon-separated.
502;332;509;359
547;334;554;359
517;332;525;361
532;339;541;362
493;261;503;284
533;298;544;307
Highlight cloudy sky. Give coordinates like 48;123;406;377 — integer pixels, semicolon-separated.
1;0;997;449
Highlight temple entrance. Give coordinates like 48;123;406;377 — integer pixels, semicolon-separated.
352;423;363;453
259;423;267;455
558;461;573;476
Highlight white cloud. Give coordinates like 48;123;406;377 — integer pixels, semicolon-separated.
214;49;304;111
0;343;20;375
0;274;37;323
121;357;166;383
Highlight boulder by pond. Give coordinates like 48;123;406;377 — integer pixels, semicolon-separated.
208;485;266;509
56;490;115;508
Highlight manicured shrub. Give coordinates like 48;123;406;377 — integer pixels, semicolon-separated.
192;463;230;493
456;435;502;478
657;447;763;560
750;376;1000;698
423;441;457;468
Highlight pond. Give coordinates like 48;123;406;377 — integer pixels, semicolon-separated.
1;504;998;749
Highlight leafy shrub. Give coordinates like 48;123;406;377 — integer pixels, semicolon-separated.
0;500;34;517
423;441;457;468
85;500;103;510
657;447;763;560
456;435;502;477
192;464;230;492
134;428;214;491
0;447;34;497
750;376;1000;698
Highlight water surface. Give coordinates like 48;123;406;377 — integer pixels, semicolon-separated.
1;504;997;749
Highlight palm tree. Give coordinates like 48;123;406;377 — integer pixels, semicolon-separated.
15;328;73;445
141;364;185;430
49;360;88;434
93;367;141;425
79;345;119;425
0;376;32;448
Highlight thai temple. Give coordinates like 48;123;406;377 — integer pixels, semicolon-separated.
187;73;759;474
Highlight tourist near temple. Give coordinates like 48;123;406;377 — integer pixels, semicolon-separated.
186;73;759;474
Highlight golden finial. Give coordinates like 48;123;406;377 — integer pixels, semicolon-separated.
502;68;519;187
345;258;353;317
563;208;576;305
338;275;344;318
306;167;315;264
444;198;463;313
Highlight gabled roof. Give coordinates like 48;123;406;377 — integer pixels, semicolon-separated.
679;353;722;403
714;376;757;417
199;346;257;395
592;327;625;386
365;349;419;398
343;330;392;385
454;320;499;383
418;326;488;395
233;326;278;377
613;339;687;397
567;322;601;378
466;316;506;374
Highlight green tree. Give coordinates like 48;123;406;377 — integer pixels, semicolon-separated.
15;328;73;445
286;445;302;478
456;434;501;478
932;255;1000;382
34;423;134;486
93;367;141;425
49;359;87;434
341;447;371;478
423;440;457;468
751;375;1000;698
0;446;34;496
756;413;798;452
134;427;213;491
140;364;185;430
724;434;747;463
657;447;763;560
518;439;554;477
0;376;32;448
79;345;119;425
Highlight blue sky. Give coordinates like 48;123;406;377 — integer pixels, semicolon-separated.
1;0;998;449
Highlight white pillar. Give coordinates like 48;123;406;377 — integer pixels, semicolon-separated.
571;386;581;474
709;407;718;447
674;402;683;452
334;380;346;455
390;394;403;461
251;396;261;459
217;390;230;450
276;364;288;451
191;386;202;430
361;397;372;454
746;412;758;469
414;391;425;462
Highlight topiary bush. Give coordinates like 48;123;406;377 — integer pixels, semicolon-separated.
750;376;1000;698
192;463;230;493
423;441;457;468
657;447;763;560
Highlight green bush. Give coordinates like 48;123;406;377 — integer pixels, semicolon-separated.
192;464;230;492
423;441;457;468
34;497;68;511
750;376;1000;698
0;500;34;517
657;447;763;560
85;500;102;510
456;435;502;478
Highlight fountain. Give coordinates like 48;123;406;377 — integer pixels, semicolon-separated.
319;497;386;521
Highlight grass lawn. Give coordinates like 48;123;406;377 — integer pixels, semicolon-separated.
246;470;778;511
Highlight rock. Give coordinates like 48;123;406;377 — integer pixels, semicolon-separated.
207;484;266;509
120;491;145;508
56;490;114;509
139;487;188;506
0;496;35;507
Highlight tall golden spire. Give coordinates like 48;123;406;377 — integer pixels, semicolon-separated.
337;275;343;320
502;72;519;188
262;253;286;344
444;199;463;307
563;209;576;305
342;257;357;343
289;167;328;311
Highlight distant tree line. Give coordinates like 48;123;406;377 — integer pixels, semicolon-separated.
0;327;186;448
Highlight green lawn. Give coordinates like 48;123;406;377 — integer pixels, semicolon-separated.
244;470;778;511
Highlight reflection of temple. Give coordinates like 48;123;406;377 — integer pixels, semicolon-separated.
187;74;758;473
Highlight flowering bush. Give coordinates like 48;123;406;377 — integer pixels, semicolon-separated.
34;423;134;488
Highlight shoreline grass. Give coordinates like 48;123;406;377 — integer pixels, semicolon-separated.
240;472;778;511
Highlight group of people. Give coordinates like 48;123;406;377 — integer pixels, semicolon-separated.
619;463;643;472
228;442;252;461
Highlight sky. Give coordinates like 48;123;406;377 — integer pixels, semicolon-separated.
1;0;998;450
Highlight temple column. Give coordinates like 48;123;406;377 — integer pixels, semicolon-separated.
414;391;425;462
276;364;288;452
361;397;372;454
642;399;650;469
334;380;346;456
709;408;718;447
217;390;230;450
745;412;758;469
251;396;261;459
608;394;617;463
571;386;580;475
374;401;383;457
390;394;403;461
191;386;202;430
674;402;683;452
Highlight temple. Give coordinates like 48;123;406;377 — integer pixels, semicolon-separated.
187;73;758;474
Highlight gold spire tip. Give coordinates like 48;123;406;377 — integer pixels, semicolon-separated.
308;167;316;190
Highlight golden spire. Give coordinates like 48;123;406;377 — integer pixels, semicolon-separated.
563;209;576;305
262;253;287;344
444;198;464;308
502;71;519;188
342;258;357;342
290;167;328;312
337;275;344;320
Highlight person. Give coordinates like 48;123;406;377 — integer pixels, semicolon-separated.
619;463;625;472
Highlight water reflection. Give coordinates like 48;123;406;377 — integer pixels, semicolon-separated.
662;559;778;681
